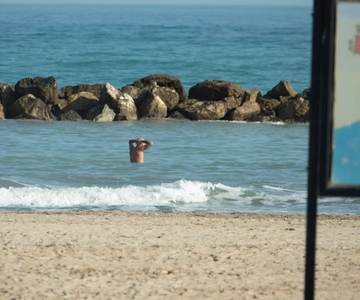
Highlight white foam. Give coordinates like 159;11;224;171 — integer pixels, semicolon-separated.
263;185;294;192
0;179;315;212
0;179;213;208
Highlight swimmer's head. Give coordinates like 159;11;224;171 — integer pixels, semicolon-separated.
136;137;145;145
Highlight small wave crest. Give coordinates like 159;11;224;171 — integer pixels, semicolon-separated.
0;179;330;213
0;179;216;209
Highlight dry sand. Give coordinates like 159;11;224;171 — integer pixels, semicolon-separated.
0;212;359;300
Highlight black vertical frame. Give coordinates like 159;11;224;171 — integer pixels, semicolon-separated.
317;0;360;196
305;0;330;298
306;1;360;299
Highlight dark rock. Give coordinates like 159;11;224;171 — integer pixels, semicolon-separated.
15;76;58;105
7;94;55;120
120;85;141;100
300;87;311;100
58;110;83;121
223;96;242;111
136;83;179;116
131;74;187;103
278;97;309;122
188;80;243;101
264;80;297;100
58;84;105;100
168;110;188;119
176;99;227;120
0;84;16;114
247;112;282;123
51;104;61;117
60;92;99;116
228;101;261;121
257;97;281;114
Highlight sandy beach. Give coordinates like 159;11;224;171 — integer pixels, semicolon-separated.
0;212;359;299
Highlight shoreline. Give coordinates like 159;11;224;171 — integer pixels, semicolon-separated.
1;212;359;299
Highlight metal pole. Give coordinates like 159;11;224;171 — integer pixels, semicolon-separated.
305;0;325;298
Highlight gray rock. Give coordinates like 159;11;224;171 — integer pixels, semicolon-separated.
228;101;261;121
177;99;227;120
278;97;309;122
15;76;58;105
100;83;137;121
58;110;83;121
120;85;140;100
93;104;116;122
138;95;168;119
243;88;261;103
223;96;242;111
257;97;281;114
136;83;179;115
264;80;297;100
60;92;99;115
7;94;55;120
58;84;105;100
188;80;243;101
0;84;15;114
131;74;187;103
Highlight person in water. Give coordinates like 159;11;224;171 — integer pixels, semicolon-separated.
129;138;153;163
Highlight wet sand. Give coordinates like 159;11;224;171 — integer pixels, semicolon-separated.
0;212;359;299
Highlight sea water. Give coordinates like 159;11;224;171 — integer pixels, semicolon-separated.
0;119;358;214
0;4;359;214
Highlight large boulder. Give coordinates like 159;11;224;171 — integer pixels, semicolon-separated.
223;96;242;111
92;105;116;122
228;101;261;121
60;92;99;116
138;95;168;119
257;96;281;114
176;99;227;120
100;83;137;121
243;88;261;103
264;80;297;100
131;74;187;103
0;84;15;114
188;80;243;101
278;96;309;122
58;83;105;100
7;94;54;120
15;76;58;105
136;83;179;114
120;85;141;100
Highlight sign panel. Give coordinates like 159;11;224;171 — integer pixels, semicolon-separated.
332;1;360;186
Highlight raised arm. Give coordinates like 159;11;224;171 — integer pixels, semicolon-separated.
142;140;153;151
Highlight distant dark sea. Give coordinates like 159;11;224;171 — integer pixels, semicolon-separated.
0;4;312;93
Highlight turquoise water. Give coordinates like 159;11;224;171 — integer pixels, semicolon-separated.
0;119;359;214
333;121;360;185
0;4;312;93
1;4;358;214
